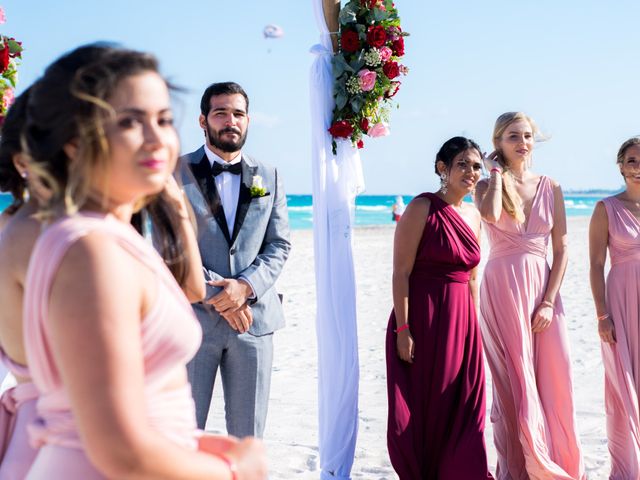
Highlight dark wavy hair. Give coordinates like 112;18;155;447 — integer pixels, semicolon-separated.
434;136;482;174
200;81;249;116
0;88;31;215
25;43;191;285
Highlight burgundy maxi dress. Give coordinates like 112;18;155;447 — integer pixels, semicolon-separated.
386;192;493;479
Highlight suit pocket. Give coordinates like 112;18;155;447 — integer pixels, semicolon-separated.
251;193;271;201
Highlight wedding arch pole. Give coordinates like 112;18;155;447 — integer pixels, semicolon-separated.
310;0;365;478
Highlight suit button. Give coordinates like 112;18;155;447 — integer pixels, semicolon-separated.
230;248;236;255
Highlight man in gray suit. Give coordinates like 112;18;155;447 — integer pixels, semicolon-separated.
181;82;290;438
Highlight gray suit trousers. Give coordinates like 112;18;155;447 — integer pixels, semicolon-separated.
187;311;273;438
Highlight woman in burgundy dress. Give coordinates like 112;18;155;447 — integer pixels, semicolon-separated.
386;136;493;479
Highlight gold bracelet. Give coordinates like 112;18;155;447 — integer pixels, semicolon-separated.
597;313;610;321
540;300;554;309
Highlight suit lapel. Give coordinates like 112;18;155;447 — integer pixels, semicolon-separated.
231;157;258;244
189;153;232;244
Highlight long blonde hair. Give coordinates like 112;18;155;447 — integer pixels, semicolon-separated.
492;112;542;223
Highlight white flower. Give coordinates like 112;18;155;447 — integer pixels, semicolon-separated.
252;175;264;189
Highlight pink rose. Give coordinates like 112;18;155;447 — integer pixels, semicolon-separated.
368;122;390;138
357;69;377;92
379;46;393;63
2;88;13;111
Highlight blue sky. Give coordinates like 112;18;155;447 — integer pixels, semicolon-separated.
3;0;638;194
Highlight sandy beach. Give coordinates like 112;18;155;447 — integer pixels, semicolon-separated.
201;216;611;479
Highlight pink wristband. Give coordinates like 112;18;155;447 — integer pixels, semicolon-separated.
394;324;410;333
490;167;502;174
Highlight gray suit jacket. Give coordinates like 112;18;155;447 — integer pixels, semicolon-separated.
180;147;291;336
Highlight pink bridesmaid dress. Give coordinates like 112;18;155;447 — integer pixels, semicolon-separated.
480;176;585;480
22;213;202;479
0;351;38;480
600;196;640;480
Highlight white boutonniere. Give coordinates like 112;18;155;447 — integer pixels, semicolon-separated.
249;175;268;198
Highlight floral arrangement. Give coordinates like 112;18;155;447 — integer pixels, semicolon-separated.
249;175;268;198
328;0;408;153
0;7;23;126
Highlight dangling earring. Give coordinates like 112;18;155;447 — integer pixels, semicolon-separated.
439;173;448;195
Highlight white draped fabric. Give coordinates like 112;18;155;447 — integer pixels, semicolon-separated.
310;1;365;478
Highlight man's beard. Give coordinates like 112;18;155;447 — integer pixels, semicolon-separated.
206;124;248;153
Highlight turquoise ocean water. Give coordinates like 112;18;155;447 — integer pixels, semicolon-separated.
286;194;607;229
0;192;611;230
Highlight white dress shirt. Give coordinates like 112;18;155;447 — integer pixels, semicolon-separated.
204;146;242;233
203;145;256;299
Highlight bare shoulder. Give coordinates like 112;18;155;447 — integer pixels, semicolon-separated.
544;175;562;190
0;212;10;232
395;195;430;237
0;214;41;272
399;195;431;221
591;200;608;222
55;230;140;291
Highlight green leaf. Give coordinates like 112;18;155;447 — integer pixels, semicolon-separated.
350;95;364;113
339;3;359;25
6;39;23;55
336;92;348;110
373;9;390;22
349;57;365;72
333;54;354;76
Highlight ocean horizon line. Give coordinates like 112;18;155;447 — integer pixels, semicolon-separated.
0;191;619;230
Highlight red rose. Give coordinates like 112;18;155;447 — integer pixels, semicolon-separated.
383;61;400;79
340;30;360;53
328;120;354;139
360;118;369;132
392;37;405;57
357;140;364;149
385;81;401;98
0;45;9;73
366;26;387;48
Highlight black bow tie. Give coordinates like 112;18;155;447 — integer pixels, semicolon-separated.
212;161;242;176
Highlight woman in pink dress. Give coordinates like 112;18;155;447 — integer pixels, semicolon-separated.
0;90;40;479
22;44;266;479
475;112;585;479
386;136;493;479
589;137;640;480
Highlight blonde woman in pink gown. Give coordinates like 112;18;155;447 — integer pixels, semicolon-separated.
475;112;585;480
589;137;640;480
21;44;266;479
0;90;40;479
